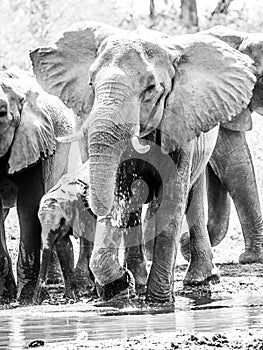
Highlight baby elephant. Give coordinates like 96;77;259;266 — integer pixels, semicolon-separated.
34;162;96;303
35;159;150;303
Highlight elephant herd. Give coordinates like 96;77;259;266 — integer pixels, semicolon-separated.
1;22;263;305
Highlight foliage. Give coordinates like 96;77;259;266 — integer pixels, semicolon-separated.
2;0;263;70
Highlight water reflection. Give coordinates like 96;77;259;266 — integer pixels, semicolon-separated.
0;296;263;349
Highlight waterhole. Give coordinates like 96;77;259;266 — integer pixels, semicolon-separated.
0;295;263;349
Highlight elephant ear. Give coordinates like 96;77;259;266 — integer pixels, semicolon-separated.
201;27;263;117
221;107;252;131
8;90;57;174
30;21;125;118
160;34;256;153
238;34;263;115
200;26;246;49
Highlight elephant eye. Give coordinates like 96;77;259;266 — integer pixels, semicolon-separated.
141;84;156;101
146;84;156;92
0;105;7;118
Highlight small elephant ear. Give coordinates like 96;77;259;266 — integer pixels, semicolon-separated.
199;25;246;49
160;35;256;153
8;90;57;174
30;21;125;118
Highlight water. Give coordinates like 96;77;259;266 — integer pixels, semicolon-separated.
0;296;263;349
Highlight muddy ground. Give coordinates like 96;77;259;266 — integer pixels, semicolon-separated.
45;330;263;350
3;213;263;349
2;262;262;349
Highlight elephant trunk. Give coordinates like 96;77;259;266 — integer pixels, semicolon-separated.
33;247;52;304
33;223;56;304
87;106;134;217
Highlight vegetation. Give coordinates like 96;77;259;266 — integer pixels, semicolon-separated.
2;0;263;70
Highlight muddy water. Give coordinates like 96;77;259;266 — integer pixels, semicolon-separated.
0;296;263;349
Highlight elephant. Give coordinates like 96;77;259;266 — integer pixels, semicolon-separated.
30;21;257;303
34;157;156;303
34;161;96;303
0;67;77;303
180;26;263;264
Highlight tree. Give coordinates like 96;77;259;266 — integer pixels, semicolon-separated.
150;0;155;18
180;0;198;28
210;0;234;18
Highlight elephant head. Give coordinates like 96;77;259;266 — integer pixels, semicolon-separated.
0;67;75;174
30;21;256;217
200;26;263;117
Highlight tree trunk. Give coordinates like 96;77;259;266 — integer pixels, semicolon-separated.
180;0;198;28
150;0;155;18
211;0;234;18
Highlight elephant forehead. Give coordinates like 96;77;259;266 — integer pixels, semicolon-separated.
99;34;171;67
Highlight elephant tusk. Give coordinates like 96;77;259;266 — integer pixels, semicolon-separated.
131;135;150;154
56;129;84;143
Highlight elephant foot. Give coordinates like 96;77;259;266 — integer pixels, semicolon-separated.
18;281;49;305
74;268;96;297
183;261;220;286
180;232;190;262
146;273;173;304
0;256;17;303
64;282;79;301
97;269;136;301
239;249;263;264
32;286;50;305
127;259;148;295
146;291;173;304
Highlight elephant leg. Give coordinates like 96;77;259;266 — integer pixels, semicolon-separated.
13;162;45;303
180;164;231;261
210;127;263;264
46;248;63;285
55;233;76;299
0;197;16;303
146;171;191;303
143;201;159;261
206;164;231;246
90;217;135;301
124;210;148;294
184;172;220;285
74;237;95;296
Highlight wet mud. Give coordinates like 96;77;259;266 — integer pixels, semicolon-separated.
1;262;263;349
2;207;263;349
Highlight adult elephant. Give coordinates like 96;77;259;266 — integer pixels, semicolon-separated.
0;67;76;303
30;21;256;303
180;26;263;264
